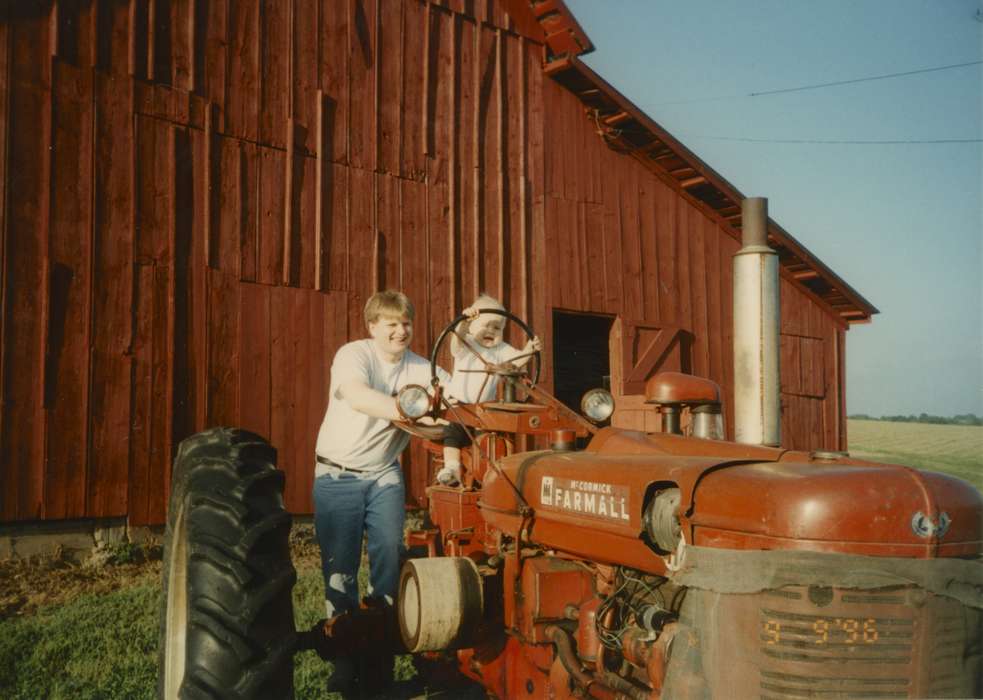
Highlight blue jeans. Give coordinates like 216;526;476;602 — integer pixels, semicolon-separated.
312;464;406;617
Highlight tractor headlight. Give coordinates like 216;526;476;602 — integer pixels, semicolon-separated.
580;388;614;424
396;385;432;420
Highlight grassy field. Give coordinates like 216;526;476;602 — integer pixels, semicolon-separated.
847;419;983;494
0;547;424;700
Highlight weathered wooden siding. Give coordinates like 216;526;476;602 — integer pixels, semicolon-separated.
0;0;847;525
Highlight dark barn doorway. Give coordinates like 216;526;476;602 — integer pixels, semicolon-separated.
552;311;615;411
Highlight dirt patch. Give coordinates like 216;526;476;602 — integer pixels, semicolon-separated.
0;547;163;618
0;526;323;619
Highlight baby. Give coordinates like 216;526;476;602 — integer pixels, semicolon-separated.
436;295;542;486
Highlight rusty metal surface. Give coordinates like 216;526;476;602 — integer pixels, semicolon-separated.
670;586;982;698
1;0;855;524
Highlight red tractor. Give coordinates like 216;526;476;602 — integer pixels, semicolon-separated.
158;307;981;699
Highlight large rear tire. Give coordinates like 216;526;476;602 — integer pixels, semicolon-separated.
158;428;297;699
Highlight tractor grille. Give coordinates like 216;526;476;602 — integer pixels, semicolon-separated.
753;587;974;699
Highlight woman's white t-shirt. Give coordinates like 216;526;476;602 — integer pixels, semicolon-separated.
315;339;443;473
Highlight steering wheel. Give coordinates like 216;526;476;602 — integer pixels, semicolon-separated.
429;308;541;392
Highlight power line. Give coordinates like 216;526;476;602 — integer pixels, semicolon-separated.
683;135;982;145
652;60;983;106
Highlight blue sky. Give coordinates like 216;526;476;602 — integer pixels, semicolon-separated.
565;0;982;417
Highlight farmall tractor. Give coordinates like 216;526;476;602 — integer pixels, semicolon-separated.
158;202;982;699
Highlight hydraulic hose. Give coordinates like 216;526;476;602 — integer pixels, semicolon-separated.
544;625;649;700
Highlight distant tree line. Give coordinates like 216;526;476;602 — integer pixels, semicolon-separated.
848;413;982;426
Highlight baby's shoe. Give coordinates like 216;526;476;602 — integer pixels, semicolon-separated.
436;463;461;486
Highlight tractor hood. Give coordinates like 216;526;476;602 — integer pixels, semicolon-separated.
478;428;983;576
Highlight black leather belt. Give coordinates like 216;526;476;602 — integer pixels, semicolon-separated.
316;454;368;473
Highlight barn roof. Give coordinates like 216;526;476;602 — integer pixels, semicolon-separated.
501;0;878;325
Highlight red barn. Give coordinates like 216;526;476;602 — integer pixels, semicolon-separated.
0;0;875;528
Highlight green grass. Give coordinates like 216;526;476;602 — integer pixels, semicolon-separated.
0;584;160;700
0;564;414;700
847;419;983;494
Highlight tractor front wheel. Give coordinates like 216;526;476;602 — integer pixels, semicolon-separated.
158;428;297;699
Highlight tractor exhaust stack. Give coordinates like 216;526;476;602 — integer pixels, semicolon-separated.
733;197;781;446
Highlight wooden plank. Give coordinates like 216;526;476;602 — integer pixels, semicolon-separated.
198;0;227;129
583;202;604;313
574;200;589;309
206;269;240;426
44;60;93;520
475;22;497;295
378;0;402;175
259;0;289;147
456;13;476;300
781;278;806;337
349;0;377;170
426;5;451;187
514;35;530;323
2;27;52;520
165;124;196;518
319;0;350;163
401;0;427;181
239;140;260;281
720;231;736;423
492;28;505;301
271;286;309;510
188;123;209;435
214;136;241;274
148;255;172;523
315;92;327;289
620;168;643;317
283;119;296;285
428;180;452;343
128;0;149;78
130;116;179;525
401;177;431;351
295;152;316;289
377;172;401;291
601;202;622;314
295;290;329;513
471;25;499;295
654;180;677;324
675;198;692;338
87;72;133;518
171;0;194;90
322;161;349;291
780;335;799;396
226;0;259;142
129;261;155;524
348;166;375;337
238;281;271;439
687;204;710;379
293;0;318;154
802;336;825;398
258;144;285;285
542;196;560;307
704;218;722;384
135;115;171;264
543;77;562;200
0;21;8;499
836;328;846;451
265;288;302;505
503;31;521;313
638;179;657;320
203;102;215;266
